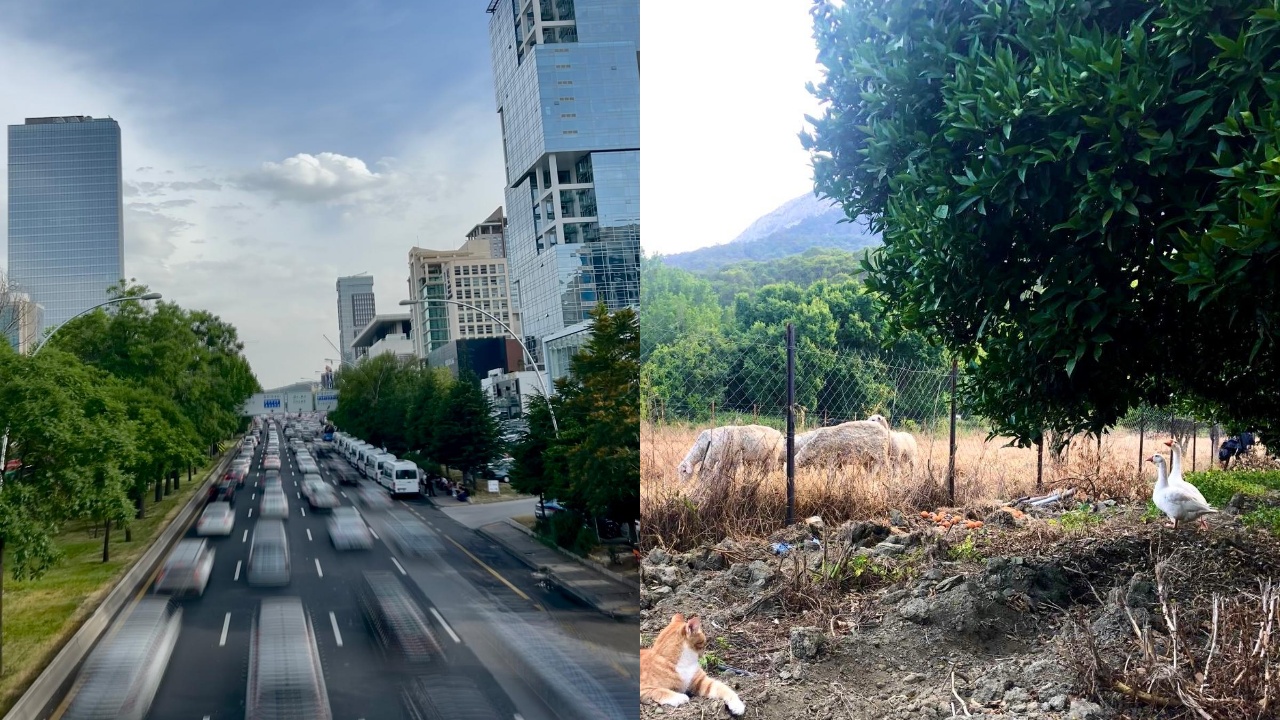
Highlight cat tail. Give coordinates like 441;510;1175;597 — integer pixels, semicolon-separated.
689;668;746;716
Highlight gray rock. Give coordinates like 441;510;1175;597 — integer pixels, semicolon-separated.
875;541;908;556
835;520;891;547
890;508;907;527
1003;687;1031;704
747;560;775;591
901;672;925;684
923;568;945;581
643;564;683;588
1048;694;1069;711
790;626;826;660
881;589;911;605
935;574;965;593
972;675;1011;705
645;547;670;565
1068;699;1110;719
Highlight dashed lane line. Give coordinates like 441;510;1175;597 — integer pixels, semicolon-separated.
315;558;323;578
307;529;313;541
390;557;406;575
234;561;241;581
329;611;343;647
430;608;461;643
219;613;231;647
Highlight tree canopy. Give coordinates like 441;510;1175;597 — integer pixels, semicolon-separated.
805;0;1280;444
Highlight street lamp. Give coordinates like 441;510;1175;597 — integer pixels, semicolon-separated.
2;292;163;480
399;297;559;434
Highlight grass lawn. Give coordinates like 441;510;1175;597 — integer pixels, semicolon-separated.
0;456;220;715
465;482;534;505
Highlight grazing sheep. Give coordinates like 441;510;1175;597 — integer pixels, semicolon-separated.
793;416;891;472
676;424;785;483
890;430;918;471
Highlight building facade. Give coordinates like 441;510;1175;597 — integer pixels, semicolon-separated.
351;314;415;362
407;208;521;359
487;0;640;366
7;116;125;333
426;337;522;382
0;292;44;354
335;274;375;366
481;367;548;419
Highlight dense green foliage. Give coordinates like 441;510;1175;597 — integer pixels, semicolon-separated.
641;255;947;424
509;305;640;531
328;356;502;487
805;0;1280;445
0;284;260;579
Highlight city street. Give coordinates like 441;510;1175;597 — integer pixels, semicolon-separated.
50;428;637;720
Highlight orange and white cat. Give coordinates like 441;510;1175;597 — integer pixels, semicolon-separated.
640;613;745;716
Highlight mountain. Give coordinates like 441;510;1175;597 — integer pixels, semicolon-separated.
660;193;881;273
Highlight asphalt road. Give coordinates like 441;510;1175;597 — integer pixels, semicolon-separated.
50;423;638;720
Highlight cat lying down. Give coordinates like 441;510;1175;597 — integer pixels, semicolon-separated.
640;613;745;716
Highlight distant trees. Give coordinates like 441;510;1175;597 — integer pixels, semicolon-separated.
328;356;502;489
805;0;1280;445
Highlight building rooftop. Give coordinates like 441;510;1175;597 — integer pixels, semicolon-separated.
352;313;412;348
23;116;113;124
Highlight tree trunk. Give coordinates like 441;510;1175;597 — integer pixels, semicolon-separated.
187;463;192;487
102;519;111;563
125;525;132;542
1;536;6;675
136;491;146;520
155;476;163;503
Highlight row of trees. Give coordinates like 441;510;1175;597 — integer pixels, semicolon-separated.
327;355;502;485
0;281;260;668
805;0;1280;447
642;253;949;425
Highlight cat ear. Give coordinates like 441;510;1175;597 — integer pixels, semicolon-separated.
686;616;701;634
671;612;685;625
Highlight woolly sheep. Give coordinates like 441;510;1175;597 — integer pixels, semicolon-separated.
890;430;918;470
792;415;891;471
676;424;785;483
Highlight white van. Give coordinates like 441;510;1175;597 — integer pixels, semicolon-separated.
367;452;395;484
378;461;421;496
352;444;372;471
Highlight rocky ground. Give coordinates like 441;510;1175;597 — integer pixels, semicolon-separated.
640;499;1280;720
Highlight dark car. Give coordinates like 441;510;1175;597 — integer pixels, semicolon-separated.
357;572;443;664
208;481;236;506
402;677;506;720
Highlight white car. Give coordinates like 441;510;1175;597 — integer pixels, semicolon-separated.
328;507;373;550
262;455;281;471
154;539;215;597
197;502;235;536
260;491;289;519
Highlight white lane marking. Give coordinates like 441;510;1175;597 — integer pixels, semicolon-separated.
340;491;347;498
296;492;300;499
368;527;379;540
390;557;406;575
234;561;242;581
515;715;525;720
219;613;231;647
329;611;343;647
300;508;306;517
242;529;248;542
315;558;323;577
307;529;313;541
251;493;256;500
430;608;461;643
247;508;253;518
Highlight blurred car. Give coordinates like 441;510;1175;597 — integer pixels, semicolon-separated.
353;484;392;511
225;466;248;489
383;510;439;558
245;598;331;720
61;598;182;720
308;484;339;511
401;676;505;720
301;478;325;501
535;498;565;519
297;460;319;475
197;502;235;536
328;507;374;550
262;455;281;471
357;572;442;663
208;480;236;506
154;539;215;596
260;491;289;519
247;521;290;587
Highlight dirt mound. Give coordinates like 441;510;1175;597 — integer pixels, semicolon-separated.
640;508;1280;719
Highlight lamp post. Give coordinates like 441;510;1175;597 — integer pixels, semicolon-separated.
398;297;558;434
1;292;163;482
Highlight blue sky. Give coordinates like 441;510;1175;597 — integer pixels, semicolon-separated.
0;0;508;387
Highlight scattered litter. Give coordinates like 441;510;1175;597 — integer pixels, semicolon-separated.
770;542;793;556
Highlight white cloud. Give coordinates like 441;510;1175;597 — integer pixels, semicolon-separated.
240;152;390;204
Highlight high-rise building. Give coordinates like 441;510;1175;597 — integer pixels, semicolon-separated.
406;208;521;359
7;116;125;333
335;275;375;365
487;0;640;364
0;292;44;354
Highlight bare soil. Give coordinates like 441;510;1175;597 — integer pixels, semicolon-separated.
639;501;1280;720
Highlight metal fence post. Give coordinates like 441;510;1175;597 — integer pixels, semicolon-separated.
1191;421;1197;471
1138;416;1145;475
947;357;958;506
786;323;796;527
1036;434;1044;491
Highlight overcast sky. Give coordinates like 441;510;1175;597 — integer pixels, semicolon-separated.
641;0;826;257
0;0;506;388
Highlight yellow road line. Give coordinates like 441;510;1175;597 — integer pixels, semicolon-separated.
442;535;534;603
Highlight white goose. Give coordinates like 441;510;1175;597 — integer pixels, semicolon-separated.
1148;453;1216;531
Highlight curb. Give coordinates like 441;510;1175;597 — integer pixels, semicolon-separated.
473;522;640;622
500;518;641;590
7;447;235;720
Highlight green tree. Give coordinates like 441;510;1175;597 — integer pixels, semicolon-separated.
553;304;640;524
508;394;563;501
805;0;1280;444
431;372;501;488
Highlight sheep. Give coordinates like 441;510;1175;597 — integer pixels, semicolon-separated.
792;415;891;472
676;424;785;484
890;430;918;471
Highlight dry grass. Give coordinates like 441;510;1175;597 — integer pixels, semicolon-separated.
641;422;1220;550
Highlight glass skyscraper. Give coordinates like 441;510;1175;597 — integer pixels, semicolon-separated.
335;274;376;366
487;0;640;363
7;116;125;334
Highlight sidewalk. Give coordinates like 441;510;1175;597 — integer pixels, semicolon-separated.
474;518;640;621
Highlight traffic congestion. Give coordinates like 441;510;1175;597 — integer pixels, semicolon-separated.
55;414;636;720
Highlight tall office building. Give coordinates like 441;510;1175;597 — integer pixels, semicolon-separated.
0;292;44;354
487;0;640;364
335;274;376;365
7;116;125;333
407;208;521;359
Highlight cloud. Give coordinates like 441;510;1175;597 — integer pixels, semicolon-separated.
169;179;221;191
159;199;196;208
239;152;390;204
